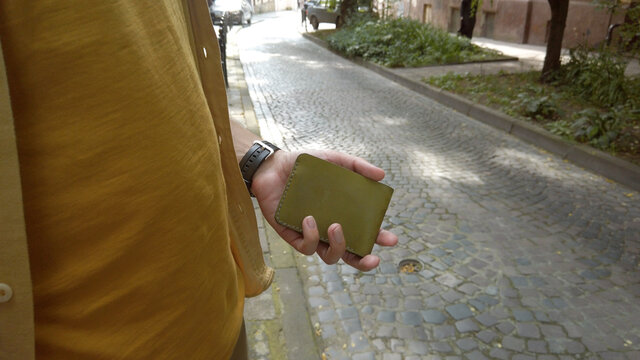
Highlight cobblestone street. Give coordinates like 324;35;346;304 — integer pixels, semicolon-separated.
236;11;640;360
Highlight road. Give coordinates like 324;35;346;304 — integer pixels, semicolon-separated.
236;11;640;360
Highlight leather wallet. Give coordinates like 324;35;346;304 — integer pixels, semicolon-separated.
275;153;394;257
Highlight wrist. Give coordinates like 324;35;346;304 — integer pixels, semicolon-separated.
239;140;280;196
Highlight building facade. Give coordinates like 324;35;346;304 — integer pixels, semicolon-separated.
392;0;628;48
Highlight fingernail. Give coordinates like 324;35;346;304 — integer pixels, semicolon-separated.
333;225;344;244
305;216;316;229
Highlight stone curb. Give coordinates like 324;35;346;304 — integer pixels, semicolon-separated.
303;32;640;192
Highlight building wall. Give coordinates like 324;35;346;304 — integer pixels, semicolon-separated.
254;0;276;14
399;0;627;48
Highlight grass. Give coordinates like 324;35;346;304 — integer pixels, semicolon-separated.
425;70;640;165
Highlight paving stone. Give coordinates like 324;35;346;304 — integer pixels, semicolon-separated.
309;286;325;296
442;289;464;303
322;324;337;339
318;310;337;323
437;273;463;288
433;325;456;340
528;339;548;353
468;299;486;312
476;329;497;344
422;310;447;324
337;307;358;320
456;318;479;333
376;325;394;338
397;325;414;340
502;335;525;352
446;304;473;320
407;340;429;355
464;350;488;360
513;309;534;322
456;338;478;351
377;311;396;323
485;286;499;296
512;355;536;360
349;332;370;351
563;322;583;338
540;324;565;338
372;339;386;351
488;348;511;360
534;311;551;322
390;339;404;352
362;305;374;315
343;318;363;333
352;353;375;360
565;340;586;354
516;323;541;338
431;342;453;353
582;336;608;352
496;322;515;335
382;354;401;360
475;313;498;327
458;283;479;295
401;311;423;326
404;298;423;310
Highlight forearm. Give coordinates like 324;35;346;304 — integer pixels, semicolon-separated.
230;119;261;163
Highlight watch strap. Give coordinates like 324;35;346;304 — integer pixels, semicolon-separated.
239;140;280;196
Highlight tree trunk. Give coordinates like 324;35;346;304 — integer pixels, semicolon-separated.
339;0;357;28
458;0;478;39
540;0;569;82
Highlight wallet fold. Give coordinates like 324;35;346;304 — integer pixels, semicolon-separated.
275;153;394;257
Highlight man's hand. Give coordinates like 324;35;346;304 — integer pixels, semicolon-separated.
251;149;398;272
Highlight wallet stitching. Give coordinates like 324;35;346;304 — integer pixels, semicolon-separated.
275;155;363;256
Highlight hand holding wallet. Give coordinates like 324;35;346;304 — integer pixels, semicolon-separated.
275;153;394;257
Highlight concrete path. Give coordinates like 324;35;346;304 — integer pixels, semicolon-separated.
229;11;640;360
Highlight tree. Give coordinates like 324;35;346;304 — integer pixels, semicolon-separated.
458;0;478;38
540;0;570;82
338;0;358;28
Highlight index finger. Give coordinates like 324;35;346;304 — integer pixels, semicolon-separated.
318;150;385;182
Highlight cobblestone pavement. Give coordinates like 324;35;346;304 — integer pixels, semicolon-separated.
236;11;640;360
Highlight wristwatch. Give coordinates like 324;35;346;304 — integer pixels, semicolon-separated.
239;140;280;196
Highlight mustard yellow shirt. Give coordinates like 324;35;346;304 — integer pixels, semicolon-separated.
0;0;272;358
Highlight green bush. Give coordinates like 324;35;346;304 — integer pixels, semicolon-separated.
554;46;639;110
571;107;630;150
513;90;560;122
327;18;504;67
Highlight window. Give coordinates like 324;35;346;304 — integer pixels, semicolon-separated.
423;4;432;24
449;7;460;33
483;12;495;38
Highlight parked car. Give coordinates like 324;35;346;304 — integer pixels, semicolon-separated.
305;0;341;30
305;0;370;30
209;0;253;27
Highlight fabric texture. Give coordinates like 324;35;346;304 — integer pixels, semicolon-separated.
0;0;273;358
0;31;35;360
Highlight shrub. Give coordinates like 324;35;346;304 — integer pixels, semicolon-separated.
554;46;638;109
514;91;560;122
327;18;504;67
571;107;629;150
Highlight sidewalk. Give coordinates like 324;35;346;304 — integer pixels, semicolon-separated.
225;28;321;360
390;36;640;79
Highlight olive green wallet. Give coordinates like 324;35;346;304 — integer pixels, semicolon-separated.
275;153;394;257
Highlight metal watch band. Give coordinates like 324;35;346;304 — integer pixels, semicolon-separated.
239;140;280;196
